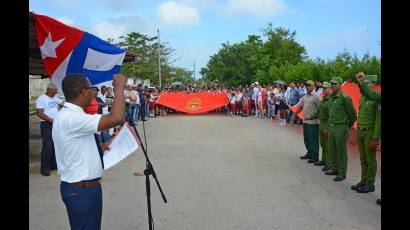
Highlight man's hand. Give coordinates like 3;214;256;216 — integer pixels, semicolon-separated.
112;74;127;88
290;113;296;123
323;129;328;137
101;142;111;152
356;72;365;84
368;138;379;151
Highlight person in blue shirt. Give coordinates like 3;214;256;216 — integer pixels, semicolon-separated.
287;82;301;124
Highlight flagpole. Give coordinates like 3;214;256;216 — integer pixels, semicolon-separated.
157;29;161;87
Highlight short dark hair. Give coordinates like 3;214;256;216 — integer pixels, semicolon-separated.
62;73;90;101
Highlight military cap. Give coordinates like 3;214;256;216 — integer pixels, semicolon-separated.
323;82;331;88
305;80;315;86
330;76;343;84
366;75;377;82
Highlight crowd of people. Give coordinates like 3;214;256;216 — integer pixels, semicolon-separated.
93;80;328;128
34;72;380;229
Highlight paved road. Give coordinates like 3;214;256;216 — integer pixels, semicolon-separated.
29;114;381;230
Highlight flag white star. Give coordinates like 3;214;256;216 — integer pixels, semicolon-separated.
39;32;65;59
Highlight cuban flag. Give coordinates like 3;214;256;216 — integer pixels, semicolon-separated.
34;13;126;94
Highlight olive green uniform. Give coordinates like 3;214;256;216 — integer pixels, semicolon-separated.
309;96;332;167
360;83;381;102
357;83;381;186
328;91;357;177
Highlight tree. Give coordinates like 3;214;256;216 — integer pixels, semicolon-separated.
202;25;309;86
202;24;381;86
115;32;180;85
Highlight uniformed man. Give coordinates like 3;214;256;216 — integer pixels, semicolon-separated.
305;82;333;171
358;73;381;103
350;74;381;193
325;77;357;182
356;72;381;205
292;80;321;164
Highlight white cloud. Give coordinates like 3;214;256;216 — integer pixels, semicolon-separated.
52;0;138;10
92;22;128;41
156;1;200;28
224;0;286;17
91;14;156;41
57;17;74;25
168;0;286;18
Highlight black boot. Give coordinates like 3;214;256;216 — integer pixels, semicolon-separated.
376;199;381;206
333;176;346;182
325;170;338;175
357;184;375;193
300;154;309;160
351;181;366;190
314;161;325;166
307;159;318;164
322;166;331;172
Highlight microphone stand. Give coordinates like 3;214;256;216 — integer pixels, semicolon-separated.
130;123;167;230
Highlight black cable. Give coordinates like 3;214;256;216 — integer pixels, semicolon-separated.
142;117;148;154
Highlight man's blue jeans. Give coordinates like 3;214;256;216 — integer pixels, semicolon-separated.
124;104;130;123
61;180;102;230
145;103;150;117
287;103;299;124
268;107;274;118
100;131;110;143
127;104;136;124
134;104;140;123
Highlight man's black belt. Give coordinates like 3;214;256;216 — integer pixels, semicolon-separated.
358;127;373;131
329;122;348;126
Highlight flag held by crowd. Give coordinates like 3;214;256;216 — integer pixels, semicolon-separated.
34;13;126;94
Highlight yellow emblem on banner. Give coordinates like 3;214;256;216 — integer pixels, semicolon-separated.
186;97;202;111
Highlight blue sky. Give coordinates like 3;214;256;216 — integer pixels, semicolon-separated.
29;0;381;79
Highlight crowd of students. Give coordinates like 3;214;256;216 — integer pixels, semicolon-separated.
157;81;324;126
91;81;327;133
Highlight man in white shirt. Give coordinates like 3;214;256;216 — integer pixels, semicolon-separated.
129;85;139;124
52;73;126;230
36;83;63;176
252;82;260;116
131;85;140;124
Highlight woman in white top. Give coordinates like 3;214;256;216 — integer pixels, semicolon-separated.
256;85;264;118
236;89;243;116
276;87;289;126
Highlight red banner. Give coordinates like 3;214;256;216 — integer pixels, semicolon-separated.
156;92;229;114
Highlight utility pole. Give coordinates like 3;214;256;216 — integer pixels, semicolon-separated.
193;60;196;85
157;29;161;87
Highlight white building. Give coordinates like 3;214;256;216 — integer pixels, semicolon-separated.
127;77;150;87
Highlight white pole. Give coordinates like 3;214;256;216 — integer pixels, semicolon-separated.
158;29;161;87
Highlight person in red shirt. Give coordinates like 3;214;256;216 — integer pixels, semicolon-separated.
84;97;98;115
242;90;251;117
84;88;109;167
261;87;267;118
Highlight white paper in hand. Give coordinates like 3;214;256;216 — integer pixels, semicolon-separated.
103;123;139;170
